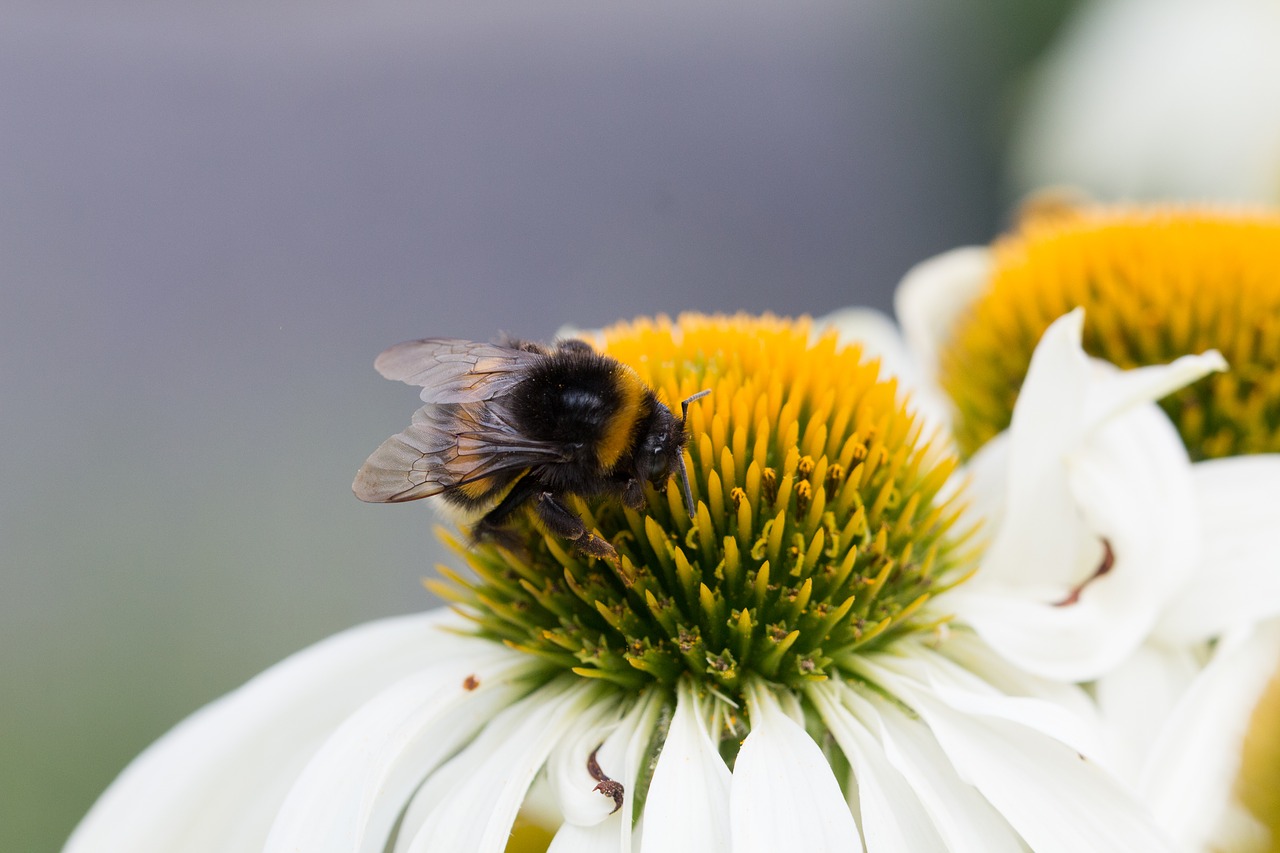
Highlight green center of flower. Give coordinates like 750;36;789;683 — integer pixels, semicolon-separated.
430;314;972;701
940;206;1280;460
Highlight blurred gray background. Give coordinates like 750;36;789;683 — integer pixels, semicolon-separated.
1;1;1074;849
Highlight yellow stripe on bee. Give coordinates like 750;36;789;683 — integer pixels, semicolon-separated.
456;472;525;511
457;478;495;501
596;364;647;470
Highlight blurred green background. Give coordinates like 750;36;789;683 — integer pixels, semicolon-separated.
0;0;1166;849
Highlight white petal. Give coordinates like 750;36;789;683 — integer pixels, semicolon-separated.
730;681;861;853
826;683;1024;853
1157;454;1280;644
1138;619;1280;852
807;682;936;851
865;659;1176;853
956;310;1223;681
264;649;537;853
1093;642;1204;783
64;610;477;853
640;680;731;853
894;246;993;388
398;678;611;853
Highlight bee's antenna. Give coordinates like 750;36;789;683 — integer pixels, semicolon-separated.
681;389;711;423
677;389;712;519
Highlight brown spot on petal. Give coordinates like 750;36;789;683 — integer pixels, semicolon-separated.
587;746;624;814
463;674;480;691
1054;539;1115;607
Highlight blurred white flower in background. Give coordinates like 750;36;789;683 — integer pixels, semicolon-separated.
1009;0;1280;202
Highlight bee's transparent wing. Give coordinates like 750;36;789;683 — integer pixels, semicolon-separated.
352;402;569;503
372;338;534;405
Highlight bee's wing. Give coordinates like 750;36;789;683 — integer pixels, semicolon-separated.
352;402;570;503
373;339;534;405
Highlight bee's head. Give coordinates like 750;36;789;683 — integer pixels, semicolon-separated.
635;390;710;518
634;403;685;486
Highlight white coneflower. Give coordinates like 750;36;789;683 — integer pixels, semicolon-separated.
832;203;1280;851
66;314;1174;853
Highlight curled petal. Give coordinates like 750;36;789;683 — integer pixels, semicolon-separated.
955;310;1224;680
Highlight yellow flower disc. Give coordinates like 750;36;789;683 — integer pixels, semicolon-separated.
940;206;1280;459
433;313;972;700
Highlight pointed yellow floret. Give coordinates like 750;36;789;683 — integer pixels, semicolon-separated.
942;206;1280;459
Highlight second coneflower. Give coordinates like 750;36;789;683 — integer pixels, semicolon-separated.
872;201;1280;852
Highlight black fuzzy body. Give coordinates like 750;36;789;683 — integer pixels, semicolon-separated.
356;335;689;561
461;340;684;559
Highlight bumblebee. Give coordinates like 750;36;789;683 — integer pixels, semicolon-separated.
353;336;708;561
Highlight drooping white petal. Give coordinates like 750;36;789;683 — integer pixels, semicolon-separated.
934;629;1099;724
397;677;611;853
64;610;479;853
857;641;1103;760
1157;454;1280;644
640;680;731;853
1138;619;1280;852
808;682;936;851
264;649;539;853
1093;642;1204;783
824;683;1025;853
730;680;861;853
861;653;1177;853
954;310;1225;681
894;246;993;389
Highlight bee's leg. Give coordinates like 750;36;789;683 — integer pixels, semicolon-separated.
534;491;618;562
